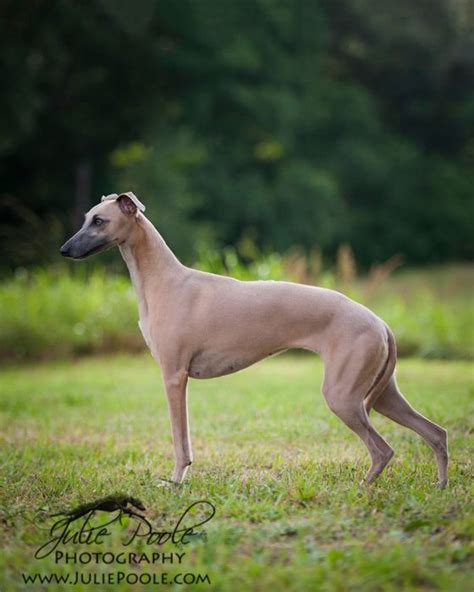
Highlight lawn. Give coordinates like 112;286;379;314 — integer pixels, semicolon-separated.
0;353;472;591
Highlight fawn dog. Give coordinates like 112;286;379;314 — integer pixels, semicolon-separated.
60;192;448;487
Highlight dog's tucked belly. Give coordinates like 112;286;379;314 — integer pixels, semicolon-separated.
188;348;285;379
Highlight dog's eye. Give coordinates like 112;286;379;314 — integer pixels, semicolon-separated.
94;218;104;226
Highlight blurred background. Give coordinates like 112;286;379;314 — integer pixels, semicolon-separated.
0;0;473;362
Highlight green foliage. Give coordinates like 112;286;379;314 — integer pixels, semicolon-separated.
1;1;473;269
0;263;472;362
0;355;472;590
112;129;210;261
0;267;139;361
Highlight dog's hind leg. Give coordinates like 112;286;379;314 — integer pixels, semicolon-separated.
373;377;448;488
321;333;395;484
323;389;395;483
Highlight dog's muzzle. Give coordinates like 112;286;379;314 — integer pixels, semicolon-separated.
60;243;71;257
60;233;114;260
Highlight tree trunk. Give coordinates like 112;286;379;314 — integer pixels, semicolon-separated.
73;159;91;228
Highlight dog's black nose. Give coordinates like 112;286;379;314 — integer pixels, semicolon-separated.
60;244;70;257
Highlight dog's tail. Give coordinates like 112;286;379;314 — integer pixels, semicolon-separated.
364;325;397;412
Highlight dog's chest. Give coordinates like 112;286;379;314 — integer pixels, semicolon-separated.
138;319;163;365
138;320;153;351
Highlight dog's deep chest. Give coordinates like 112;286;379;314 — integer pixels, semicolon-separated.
187;347;279;379
138;320;153;352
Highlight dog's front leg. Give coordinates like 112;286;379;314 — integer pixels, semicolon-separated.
162;370;193;483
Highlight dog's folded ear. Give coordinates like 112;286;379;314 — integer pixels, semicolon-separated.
119;192;146;212
102;192;146;215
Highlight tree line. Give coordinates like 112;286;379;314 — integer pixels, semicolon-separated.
1;0;473;272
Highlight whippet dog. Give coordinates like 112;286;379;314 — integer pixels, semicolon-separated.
60;192;448;488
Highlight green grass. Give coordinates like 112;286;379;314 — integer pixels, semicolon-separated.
0;354;472;591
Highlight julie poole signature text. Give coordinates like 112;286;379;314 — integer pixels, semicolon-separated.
34;499;216;561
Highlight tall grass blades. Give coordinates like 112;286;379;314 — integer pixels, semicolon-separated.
0;260;472;363
0;268;140;361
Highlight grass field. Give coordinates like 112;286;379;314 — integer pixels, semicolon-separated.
0;353;472;591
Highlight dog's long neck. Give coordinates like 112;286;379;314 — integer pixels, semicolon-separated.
119;214;185;320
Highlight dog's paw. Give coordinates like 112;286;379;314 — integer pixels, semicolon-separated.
437;479;448;490
156;477;181;489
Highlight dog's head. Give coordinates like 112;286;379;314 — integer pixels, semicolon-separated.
60;192;145;259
